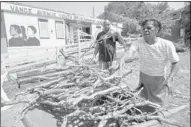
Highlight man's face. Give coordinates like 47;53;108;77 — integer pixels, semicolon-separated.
9;26;17;36
142;21;159;39
103;21;111;32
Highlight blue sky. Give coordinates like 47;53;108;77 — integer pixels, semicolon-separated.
20;2;185;17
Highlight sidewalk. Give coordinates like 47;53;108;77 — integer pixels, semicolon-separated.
1;104;25;127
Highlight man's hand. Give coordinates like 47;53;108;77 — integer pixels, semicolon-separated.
93;54;97;63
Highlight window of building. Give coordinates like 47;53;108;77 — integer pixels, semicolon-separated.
55;21;65;39
38;19;49;39
82;27;91;34
96;25;101;28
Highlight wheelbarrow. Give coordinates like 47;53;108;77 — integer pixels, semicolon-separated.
21;105;188;127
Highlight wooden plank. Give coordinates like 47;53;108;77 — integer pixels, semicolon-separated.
8;46;57;50
7;60;56;73
8;47;57;55
130;105;188;127
7;49;57;65
7;52;56;59
17;71;68;85
17;67;69;78
5;55;56;68
6;51;56;61
8;49;56;57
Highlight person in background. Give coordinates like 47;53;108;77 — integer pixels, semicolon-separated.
26;26;40;46
93;20;127;70
9;25;25;47
119;19;179;106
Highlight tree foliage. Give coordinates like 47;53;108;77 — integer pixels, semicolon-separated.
97;2;175;36
180;3;190;47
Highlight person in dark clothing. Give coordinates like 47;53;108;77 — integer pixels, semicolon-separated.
9;25;25;47
26;26;40;46
93;20;127;70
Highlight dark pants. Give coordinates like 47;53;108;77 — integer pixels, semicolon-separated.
99;61;112;70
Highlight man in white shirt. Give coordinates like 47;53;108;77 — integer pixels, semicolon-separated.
119;19;179;106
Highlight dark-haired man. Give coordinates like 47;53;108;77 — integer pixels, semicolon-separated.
120;19;179;106
9;25;25;47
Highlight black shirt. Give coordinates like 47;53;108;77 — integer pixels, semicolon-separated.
9;37;26;47
26;37;40;46
96;30;119;62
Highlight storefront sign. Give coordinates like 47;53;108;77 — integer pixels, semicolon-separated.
2;2;103;24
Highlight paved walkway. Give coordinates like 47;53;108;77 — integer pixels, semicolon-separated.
1;104;25;127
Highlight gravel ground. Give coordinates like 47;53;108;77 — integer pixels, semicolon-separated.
1;51;190;127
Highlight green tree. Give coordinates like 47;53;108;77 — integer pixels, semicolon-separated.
181;3;190;47
97;2;174;37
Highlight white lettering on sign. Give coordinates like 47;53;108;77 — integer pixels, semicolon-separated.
2;2;104;24
10;5;32;14
37;10;56;17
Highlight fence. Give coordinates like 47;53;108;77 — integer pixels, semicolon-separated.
4;36;138;71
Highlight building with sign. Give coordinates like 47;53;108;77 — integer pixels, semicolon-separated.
1;2;115;48
1;2;123;68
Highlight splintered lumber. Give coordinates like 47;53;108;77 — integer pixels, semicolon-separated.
7;60;56;73
17;66;69;78
2;100;29;107
28;77;65;90
3;65;187;127
18;77;53;85
59;48;80;65
71;86;125;106
131;105;188;127
17;71;69;85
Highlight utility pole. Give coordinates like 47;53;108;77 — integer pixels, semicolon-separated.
104;7;107;20
93;6;95;18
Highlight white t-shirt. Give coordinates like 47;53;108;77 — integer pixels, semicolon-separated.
131;37;179;76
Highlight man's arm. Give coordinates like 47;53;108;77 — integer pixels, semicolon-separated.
116;32;128;52
167;62;179;80
121;46;137;62
119;43;138;70
94;42;99;56
164;41;180;86
163;61;179;95
93;33;100;59
166;41;180;81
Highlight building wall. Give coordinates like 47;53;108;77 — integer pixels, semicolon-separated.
3;12;105;47
91;24;102;38
4;12;66;47
1;2;105;48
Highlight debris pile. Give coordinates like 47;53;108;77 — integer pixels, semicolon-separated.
2;65;182;127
